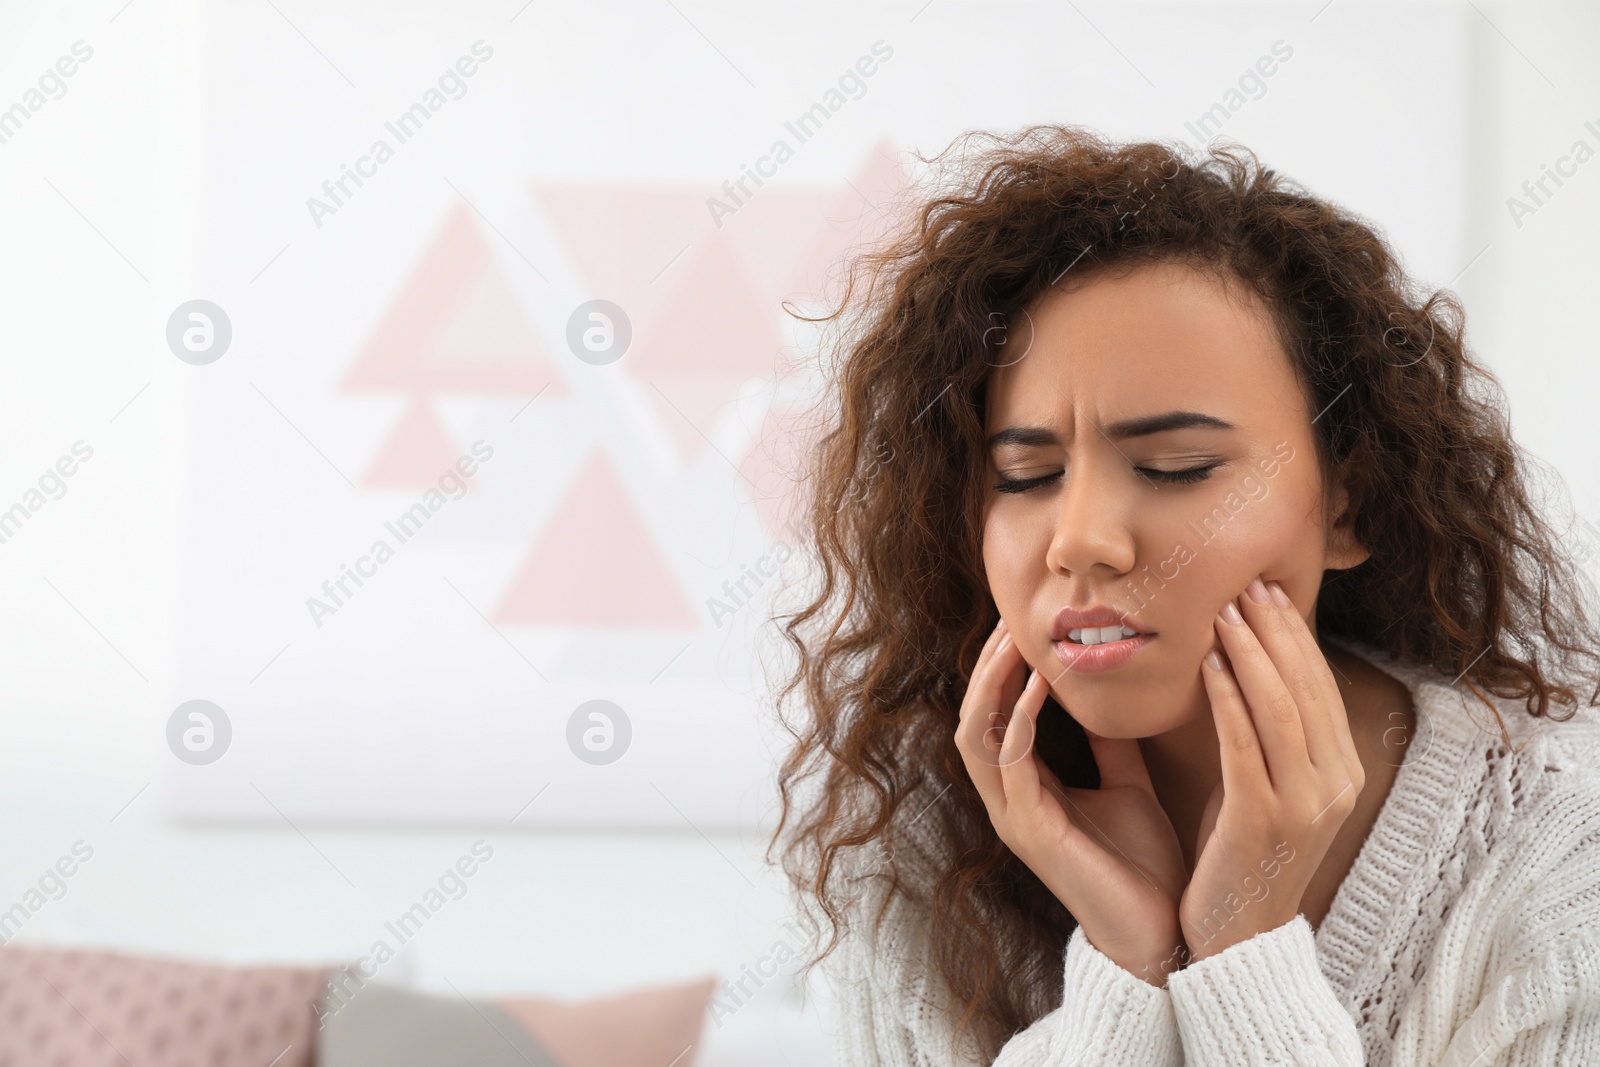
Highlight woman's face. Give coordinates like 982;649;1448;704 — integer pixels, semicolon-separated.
980;259;1365;736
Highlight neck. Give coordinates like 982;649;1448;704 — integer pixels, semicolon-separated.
1137;704;1222;874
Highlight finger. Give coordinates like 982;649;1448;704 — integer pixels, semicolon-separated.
982;614;1009;661
1214;594;1308;785
960;626;1026;763
1035;748;1071;806
1000;678;1121;887
1268;581;1360;777
991;634;1028;726
959;619;1010;729
998;667;1050;810
956;630;1027;805
1201;644;1269;790
956;703;1007;821
1237;577;1338;772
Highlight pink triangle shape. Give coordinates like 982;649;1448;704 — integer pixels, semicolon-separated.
785;139;919;304
716;186;842;309
422;255;564;394
360;397;462;490
342;203;567;397
642;381;745;467
533;184;707;328
490;451;699;629
433;265;535;364
740;396;813;544
627;233;786;382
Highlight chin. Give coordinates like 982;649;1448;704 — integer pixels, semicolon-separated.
1044;671;1209;739
1040;682;1124;732
1063;712;1145;739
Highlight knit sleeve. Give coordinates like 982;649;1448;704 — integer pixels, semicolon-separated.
1030;923;1184;1066
1435;788;1600;1067
819;915;896;1067
1438;934;1600;1066
1165;912;1600;1066
822;893;1183;1066
1166;914;1364;1066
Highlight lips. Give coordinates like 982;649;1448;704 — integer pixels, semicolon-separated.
1049;605;1153;642
1047;604;1156;675
1051;632;1154;673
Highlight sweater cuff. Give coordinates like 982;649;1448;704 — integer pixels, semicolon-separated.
1166;914;1363;1067
1058;924;1183;1066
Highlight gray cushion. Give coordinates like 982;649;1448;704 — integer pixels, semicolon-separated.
317;981;562;1067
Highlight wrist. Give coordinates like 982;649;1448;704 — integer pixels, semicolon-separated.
1107;941;1189;988
1184;908;1298;964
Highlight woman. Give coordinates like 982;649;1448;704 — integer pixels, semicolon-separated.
769;125;1600;1065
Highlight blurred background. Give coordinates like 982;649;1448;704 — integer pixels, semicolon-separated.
0;0;1596;1063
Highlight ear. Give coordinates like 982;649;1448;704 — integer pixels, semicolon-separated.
1323;469;1369;571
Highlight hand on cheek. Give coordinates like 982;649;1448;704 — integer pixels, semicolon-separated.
1180;576;1367;963
952;616;1190;985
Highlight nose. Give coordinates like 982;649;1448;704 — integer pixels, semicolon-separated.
1044;449;1137;579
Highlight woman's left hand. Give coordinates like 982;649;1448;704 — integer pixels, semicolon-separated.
1177;576;1366;964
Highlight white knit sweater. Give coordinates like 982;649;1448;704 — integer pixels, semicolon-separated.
820;641;1600;1066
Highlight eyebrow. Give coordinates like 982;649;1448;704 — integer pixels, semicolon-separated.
986;410;1236;450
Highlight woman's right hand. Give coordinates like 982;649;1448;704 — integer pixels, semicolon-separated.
954;619;1190;986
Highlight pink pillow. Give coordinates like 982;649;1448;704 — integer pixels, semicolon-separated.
498;975;716;1067
0;943;326;1067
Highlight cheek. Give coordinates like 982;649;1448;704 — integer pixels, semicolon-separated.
981;509;1037;603
1160;478;1322;629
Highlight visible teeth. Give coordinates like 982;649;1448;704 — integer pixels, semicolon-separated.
1065;625;1137;646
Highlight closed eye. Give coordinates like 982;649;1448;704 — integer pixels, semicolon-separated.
993;471;1062;494
992;463;1221;493
1139;463;1220;485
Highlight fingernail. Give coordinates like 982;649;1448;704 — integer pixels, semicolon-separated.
997;617;1008;634
1027;668;1039;688
1204;649;1223;671
1268;581;1292;608
1218;600;1243;625
1245;577;1269;605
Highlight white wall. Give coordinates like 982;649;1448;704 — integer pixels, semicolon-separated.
1;2;1595;1065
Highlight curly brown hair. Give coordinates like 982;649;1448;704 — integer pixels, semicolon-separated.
763;124;1600;1059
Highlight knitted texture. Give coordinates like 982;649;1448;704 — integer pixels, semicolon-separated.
819;641;1600;1065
